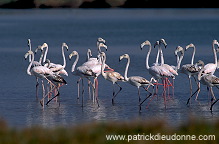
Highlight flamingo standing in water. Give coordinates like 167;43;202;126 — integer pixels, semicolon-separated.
36;42;68;98
140;40;174;108
154;39;178;96
202;40;219;75
100;52;124;104
82;42;113;103
119;53;153;112
175;44;201;100
186;60;219;109
24;50;66;108
69;50;97;107
74;38;107;101
27;39;44;98
186;40;219;103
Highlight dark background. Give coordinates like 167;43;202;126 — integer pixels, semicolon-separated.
0;0;217;8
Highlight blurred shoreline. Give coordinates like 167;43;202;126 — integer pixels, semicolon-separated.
0;0;216;9
0;117;218;143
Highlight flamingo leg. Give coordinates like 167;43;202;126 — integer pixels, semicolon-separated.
81;79;84;107
137;87;142;112
35;77;39;99
187;85;200;105
209;87;216;101
139;86;153;107
46;90;60;106
193;75;201;100
112;82;122;104
47;83;65;105
166;78;170;98
41;80;45;108
94;77;99;107
188;76;193;98
172;78;174;97
40;78;58;107
112;84;115;104
87;78;91;99
162;78;166;106
87;78;95;101
77;78;82;100
210;98;219;112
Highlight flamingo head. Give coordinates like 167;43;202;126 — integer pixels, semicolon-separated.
24;50;33;60
69;51;78;60
62;42;68;51
119;54;129;62
140;40;151;49
185;43;195;51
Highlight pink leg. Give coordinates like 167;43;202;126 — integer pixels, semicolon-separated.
94;78;99;107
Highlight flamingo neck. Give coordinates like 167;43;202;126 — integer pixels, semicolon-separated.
213;42;217;66
62;45;66;68
39;50;44;65
177;50;184;70
159;45;165;64
155;46;160;65
86;50;91;61
27;52;34;76
28;40;32;63
145;44;151;70
71;53;79;73
101;54;107;79
43;45;48;63
124;57;130;81
191;46;196;65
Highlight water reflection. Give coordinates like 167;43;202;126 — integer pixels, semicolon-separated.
26;101;68;127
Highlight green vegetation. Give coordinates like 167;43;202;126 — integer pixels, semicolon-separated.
0;118;218;144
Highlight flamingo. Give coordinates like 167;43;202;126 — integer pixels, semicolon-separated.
119;53;153;111
27;39;44;98
186;60;219;108
141;40;174;108
100;52;124;104
187;40;219;101
24;50;66;108
175;44;201;100
154;39;178;96
202;40;219;75
82;43;113;103
69;50;97;107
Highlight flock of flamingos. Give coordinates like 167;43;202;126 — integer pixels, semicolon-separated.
24;38;219;112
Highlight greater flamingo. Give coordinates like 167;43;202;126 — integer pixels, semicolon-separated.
27;39;44;98
82;43;113;103
119;53;153;112
187;60;219;108
175;44;201;100
154;39;178;96
24;50;66;108
100;52;124;104
202;40;219;75
141;40;174;108
186;40;219;102
69;50;97;107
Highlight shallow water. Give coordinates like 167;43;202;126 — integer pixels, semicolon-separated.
1;8;219;128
